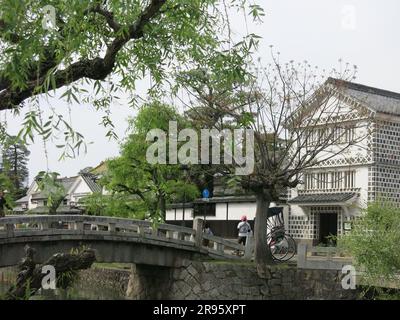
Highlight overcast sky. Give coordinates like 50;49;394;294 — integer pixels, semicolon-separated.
4;0;400;185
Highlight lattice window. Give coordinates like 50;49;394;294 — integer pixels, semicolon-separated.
304;170;355;191
305;125;355;148
315;155;372;167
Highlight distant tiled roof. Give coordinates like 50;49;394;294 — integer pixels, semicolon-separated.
90;161;108;175
288;192;357;204
15;195;29;203
167;195;257;209
193;195;257;204
30;191;48;200
80;173;102;193
31;176;77;200
60;177;78;192
328;77;400;116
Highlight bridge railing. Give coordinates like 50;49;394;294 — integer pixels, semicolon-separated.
0;215;249;259
0;215;196;245
297;243;353;270
202;234;246;256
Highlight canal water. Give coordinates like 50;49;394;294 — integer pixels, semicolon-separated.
0;267;127;300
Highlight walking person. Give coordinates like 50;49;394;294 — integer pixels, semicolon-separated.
0;190;12;218
237;215;252;245
235;215;252;256
202;222;213;247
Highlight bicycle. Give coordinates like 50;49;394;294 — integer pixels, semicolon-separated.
266;207;296;262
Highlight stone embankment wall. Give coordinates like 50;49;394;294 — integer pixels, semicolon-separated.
1;262;360;300
77;268;130;298
126;261;360;300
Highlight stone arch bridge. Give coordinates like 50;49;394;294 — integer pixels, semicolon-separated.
0;215;249;268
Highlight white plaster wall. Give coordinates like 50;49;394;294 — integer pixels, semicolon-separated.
356;166;369;207
167;202;284;222
289;204;307;217
69;178;93;203
166;208;193;221
27;181;39;195
29;197;39;210
72;178;92;194
294;96;372;168
166;202;257;221
26;182;42;210
225;202;256;221
308;96;351;120
166;209;175;220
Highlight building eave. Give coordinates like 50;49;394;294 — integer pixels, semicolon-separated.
288;192;359;206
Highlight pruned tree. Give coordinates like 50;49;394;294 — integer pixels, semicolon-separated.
180;53;369;263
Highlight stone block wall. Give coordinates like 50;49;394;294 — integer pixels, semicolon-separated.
126;261;359;300
77;267;130;298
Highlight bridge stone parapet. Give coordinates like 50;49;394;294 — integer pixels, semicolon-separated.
0;215;249;268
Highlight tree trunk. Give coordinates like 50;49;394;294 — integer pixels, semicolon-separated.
159;193;166;221
205;169;214;197
5;246;96;300
254;190;274;264
13;145;20;191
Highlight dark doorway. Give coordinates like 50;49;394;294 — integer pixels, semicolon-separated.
319;213;338;245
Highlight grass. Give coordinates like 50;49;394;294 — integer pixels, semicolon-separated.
204;259;255;266
92;263;132;270
201;259;294;269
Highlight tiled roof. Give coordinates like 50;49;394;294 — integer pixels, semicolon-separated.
328;77;400;115
193;195;257;204
90;161;108;175
80;173;102;193
31;176;77;200
168;195;257;209
288;192;357;204
15;195;29;203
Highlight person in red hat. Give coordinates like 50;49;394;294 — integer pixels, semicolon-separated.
237;215;252;246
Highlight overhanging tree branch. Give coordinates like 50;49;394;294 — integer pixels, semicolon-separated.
0;0;167;111
85;5;121;32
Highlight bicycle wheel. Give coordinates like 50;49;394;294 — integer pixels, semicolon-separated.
278;234;296;261
267;230;286;261
268;233;296;262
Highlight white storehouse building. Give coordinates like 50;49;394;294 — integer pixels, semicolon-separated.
288;78;400;245
166;78;400;243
